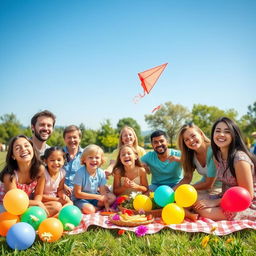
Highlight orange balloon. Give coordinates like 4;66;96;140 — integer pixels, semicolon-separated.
38;218;63;242
3;189;29;215
0;211;20;236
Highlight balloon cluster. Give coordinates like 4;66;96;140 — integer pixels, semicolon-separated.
0;189;83;250
132;184;197;225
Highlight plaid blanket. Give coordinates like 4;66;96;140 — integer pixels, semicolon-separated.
67;213;256;236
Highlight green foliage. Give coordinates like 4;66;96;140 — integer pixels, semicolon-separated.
0;113;22;144
192;104;238;137
116;117;143;145
97;120;118;152
81;129;97;148
47;127;65;147
145;102;191;146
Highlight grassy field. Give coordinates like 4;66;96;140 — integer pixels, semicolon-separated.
0;152;256;255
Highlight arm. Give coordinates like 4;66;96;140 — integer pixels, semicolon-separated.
193;177;216;190
99;185;109;210
173;172;193;191
235;160;254;198
3;174;17;191
73;184;104;200
104;159;116;177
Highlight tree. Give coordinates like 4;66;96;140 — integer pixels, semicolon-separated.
145;102;191;146
81;129;97;148
239;102;256;134
0;113;22;144
97;120;118;152
192;104;238;137
116;117;143;145
47;127;65;147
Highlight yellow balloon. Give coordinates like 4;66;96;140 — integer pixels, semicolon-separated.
162;203;185;225
175;184;198;207
3;189;29;215
133;195;152;211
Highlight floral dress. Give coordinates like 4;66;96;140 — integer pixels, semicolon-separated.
216;151;256;220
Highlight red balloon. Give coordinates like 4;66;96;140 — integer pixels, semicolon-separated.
220;186;252;212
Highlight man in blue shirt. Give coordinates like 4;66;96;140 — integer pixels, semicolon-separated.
63;125;83;196
141;130;183;191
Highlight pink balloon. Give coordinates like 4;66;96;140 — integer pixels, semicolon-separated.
220;186;251;212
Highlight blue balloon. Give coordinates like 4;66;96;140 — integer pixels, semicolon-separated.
154;185;175;207
6;222;36;250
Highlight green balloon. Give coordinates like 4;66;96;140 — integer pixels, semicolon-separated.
58;205;82;231
21;206;47;230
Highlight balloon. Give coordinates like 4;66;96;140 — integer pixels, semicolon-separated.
154;185;175;207
58;205;83;230
6;222;36;250
0;211;20;236
221;186;251;212
175;184;198;207
21;206;47;230
38;218;63;242
162;203;185;225
3;189;29;215
133;195;152;211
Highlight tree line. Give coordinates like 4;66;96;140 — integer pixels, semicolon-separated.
0;101;255;151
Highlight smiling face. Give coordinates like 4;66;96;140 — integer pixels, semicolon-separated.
119;146;137;167
12;137;34;163
121;128;136;146
64;130;81;151
83;152;102;171
213;121;232;149
45;150;65;174
183;127;203;151
32;116;54;142
152;135;168;155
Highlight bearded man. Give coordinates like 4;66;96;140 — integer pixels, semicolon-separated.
141;130;183;191
31;110;56;156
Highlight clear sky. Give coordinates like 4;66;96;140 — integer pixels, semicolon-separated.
0;0;255;131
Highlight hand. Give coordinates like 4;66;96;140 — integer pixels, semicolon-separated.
105;169;112;178
168;155;180;162
65;186;73;197
36;201;49;216
123;177;131;188
98;195;107;203
129;181;138;189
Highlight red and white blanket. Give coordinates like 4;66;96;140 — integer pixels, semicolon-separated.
67;213;256;236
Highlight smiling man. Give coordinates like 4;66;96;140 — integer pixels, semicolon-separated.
141;130;183;191
31;110;56;156
63;125;83;196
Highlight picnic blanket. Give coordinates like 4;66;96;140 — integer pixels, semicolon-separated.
68;213;256;236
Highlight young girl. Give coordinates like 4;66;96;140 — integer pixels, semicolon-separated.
194;117;256;221
176;123;220;196
113;145;148;196
72;144;116;214
105;126;146;176
0;135;48;214
42;147;73;217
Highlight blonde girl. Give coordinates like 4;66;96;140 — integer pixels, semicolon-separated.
113;145;148;196
105;126;146;176
72;145;116;214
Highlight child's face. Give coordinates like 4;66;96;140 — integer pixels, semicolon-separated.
183;128;203;151
120;147;137;167
121;129;135;145
45;150;65;173
83;152;102;171
213;122;232;149
12;138;34;163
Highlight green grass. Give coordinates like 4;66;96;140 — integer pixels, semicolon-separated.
1;152;256;255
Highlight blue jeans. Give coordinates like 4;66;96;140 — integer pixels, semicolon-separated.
73;199;99;210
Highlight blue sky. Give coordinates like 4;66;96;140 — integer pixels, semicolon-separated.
0;0;255;131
